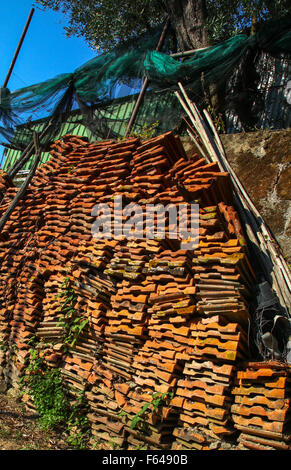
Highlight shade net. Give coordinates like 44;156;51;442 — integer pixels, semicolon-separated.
0;16;290;167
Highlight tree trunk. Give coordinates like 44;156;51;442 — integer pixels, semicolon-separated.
164;0;209;51
164;0;223;120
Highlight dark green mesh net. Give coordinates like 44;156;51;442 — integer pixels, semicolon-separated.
0;16;290;159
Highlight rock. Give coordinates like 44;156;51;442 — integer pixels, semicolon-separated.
182;129;291;263
277;167;291;200
209;441;220;450
0;379;7;393
6;387;22;401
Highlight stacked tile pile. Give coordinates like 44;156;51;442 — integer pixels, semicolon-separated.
1;130;290;452
85;363;129;449
69;245;116;359
171;316;247;450
168;153;256;450
84;134;189;449
232;361;291;450
3;262;44;391
84;241;152;449
59;267;116;403
119;248;196;450
0;179;47;388
36;273;65;348
101;136;188;449
0;170;13;203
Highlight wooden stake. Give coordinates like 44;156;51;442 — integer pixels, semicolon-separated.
0;132;41;234
7;120;52;180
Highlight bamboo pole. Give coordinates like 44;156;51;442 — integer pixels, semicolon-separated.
1;8;51;182
175;91;211;163
171;46;208;58
175;82;291;315
175;85;223;169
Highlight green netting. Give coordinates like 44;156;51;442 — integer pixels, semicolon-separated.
0;16;290;156
145;17;291;90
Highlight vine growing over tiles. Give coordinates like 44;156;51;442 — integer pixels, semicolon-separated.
56;276;89;351
18;275;91;448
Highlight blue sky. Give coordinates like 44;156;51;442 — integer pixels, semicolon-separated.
0;2;141;163
0;1;96;92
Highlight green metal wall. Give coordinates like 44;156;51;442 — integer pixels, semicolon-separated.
1;89;179;175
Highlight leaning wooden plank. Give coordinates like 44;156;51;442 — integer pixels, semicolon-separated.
7;120;52;180
0;132;42;234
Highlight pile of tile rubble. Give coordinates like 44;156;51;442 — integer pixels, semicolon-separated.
0;131;290;450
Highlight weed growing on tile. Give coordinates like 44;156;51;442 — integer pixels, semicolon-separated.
19;349;90;449
118;121;160;141
19;348;68;431
56;277;89;351
124;391;174;434
66;390;90;450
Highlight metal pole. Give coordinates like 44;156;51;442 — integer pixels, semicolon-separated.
3;7;35;88
124;17;170;137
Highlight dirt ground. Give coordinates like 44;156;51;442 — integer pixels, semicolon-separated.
0;393;70;450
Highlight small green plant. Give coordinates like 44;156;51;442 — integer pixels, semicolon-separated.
20;349;90;448
0;341;7;352
66;391;90;449
56;277;88;351
206;104;226;134
19;349;69;431
0;427;11;438
91;437;101;449
67;165;75;174
108;438;121;450
119;121;160;141
130;391;173;433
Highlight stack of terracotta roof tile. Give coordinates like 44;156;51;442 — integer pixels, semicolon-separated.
68;262;116;360
119;248;197;449
4;260;44;389
168;152;256;450
61;354;94;401
171;314;248;449
97;138;138;183
85;239;156;448
193;204;255;318
36;272;65;345
0;184;41;380
58;267;115;404
103;281;153;378
105;240;151;282
169;155;233;206
2;130;291;452
68;148;110;242
0;245;17;375
85;363;129;449
231;361;291;450
0;170;13;203
130;132;184;180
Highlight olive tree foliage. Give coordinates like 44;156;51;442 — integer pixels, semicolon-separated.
34;0;291;51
